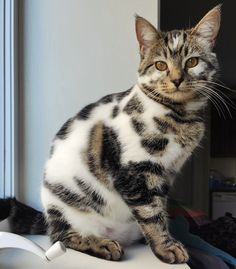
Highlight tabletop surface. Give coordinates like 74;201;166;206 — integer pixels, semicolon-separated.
0;234;190;269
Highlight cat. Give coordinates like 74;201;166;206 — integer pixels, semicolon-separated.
40;5;221;264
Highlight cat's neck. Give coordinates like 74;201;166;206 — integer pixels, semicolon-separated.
133;84;208;117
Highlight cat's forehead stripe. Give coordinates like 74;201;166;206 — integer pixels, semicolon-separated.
163;31;187;56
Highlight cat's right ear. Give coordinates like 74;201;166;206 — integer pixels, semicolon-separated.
135;15;160;55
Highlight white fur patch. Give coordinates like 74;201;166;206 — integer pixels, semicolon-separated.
172;36;179;50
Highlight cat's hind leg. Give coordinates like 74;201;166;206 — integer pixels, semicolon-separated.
46;207;124;261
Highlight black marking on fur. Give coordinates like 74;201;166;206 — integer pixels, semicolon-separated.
56;118;74;139
164;34;169;46
123;95;144;115
99;94;114;104
184;47;189;57
44;181;84;206
131;118;145;136
114;161;164;206
149;183;170;200
139;63;154;76
111;105;119;118
141;137;169;154
47;212;71;243
43;180;104;215
50;219;71;236
47;208;63;218
153;117;174;134
183;32;187;42
77;89;131;121
116;88;132;102
178;44;184;55
101;126;121;176
167;112;202;124
162;48;167;59
74;177;105;207
163;237;177;247
77;103;98;120
133;211;166;225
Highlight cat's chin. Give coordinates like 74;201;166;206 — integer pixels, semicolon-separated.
159;88;197;103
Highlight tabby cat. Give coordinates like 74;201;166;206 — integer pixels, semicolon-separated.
41;6;221;264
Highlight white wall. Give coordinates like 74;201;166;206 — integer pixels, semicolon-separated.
18;0;158;209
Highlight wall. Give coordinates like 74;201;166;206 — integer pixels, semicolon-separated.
18;0;158;209
210;158;236;177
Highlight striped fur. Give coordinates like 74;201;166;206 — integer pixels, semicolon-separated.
41;6;221;264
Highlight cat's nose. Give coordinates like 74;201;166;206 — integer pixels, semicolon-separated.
172;77;184;88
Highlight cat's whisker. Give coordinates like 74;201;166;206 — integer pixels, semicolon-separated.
195;88;224;118
198;79;236;93
194;84;227;117
193;80;236;106
187;84;224;116
202;91;226;118
197;85;231;118
206;86;236;107
191;81;236;111
198;83;236;110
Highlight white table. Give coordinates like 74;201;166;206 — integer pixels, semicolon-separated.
0;220;189;269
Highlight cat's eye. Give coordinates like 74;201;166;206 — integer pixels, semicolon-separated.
186;57;199;68
155;61;168;71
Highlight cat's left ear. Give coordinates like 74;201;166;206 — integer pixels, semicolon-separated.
191;5;221;47
135;15;160;55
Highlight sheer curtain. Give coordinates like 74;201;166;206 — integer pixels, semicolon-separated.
0;0;18;198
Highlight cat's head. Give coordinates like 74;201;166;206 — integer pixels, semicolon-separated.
136;5;221;103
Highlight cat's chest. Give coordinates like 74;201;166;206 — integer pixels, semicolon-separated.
112;108;204;168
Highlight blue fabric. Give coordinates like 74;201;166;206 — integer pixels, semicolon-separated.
188;247;230;269
169;216;236;267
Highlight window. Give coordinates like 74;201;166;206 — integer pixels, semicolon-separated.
0;0;18;198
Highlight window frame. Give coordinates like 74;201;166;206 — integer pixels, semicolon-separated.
0;0;18;198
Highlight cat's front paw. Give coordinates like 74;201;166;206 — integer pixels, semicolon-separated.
153;240;189;264
96;239;124;261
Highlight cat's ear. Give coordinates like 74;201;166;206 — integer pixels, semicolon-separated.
135;15;160;55
191;5;221;47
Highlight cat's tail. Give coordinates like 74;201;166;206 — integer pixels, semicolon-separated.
0;198;47;234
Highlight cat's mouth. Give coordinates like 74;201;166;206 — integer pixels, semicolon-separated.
161;86;192;94
159;86;197;102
